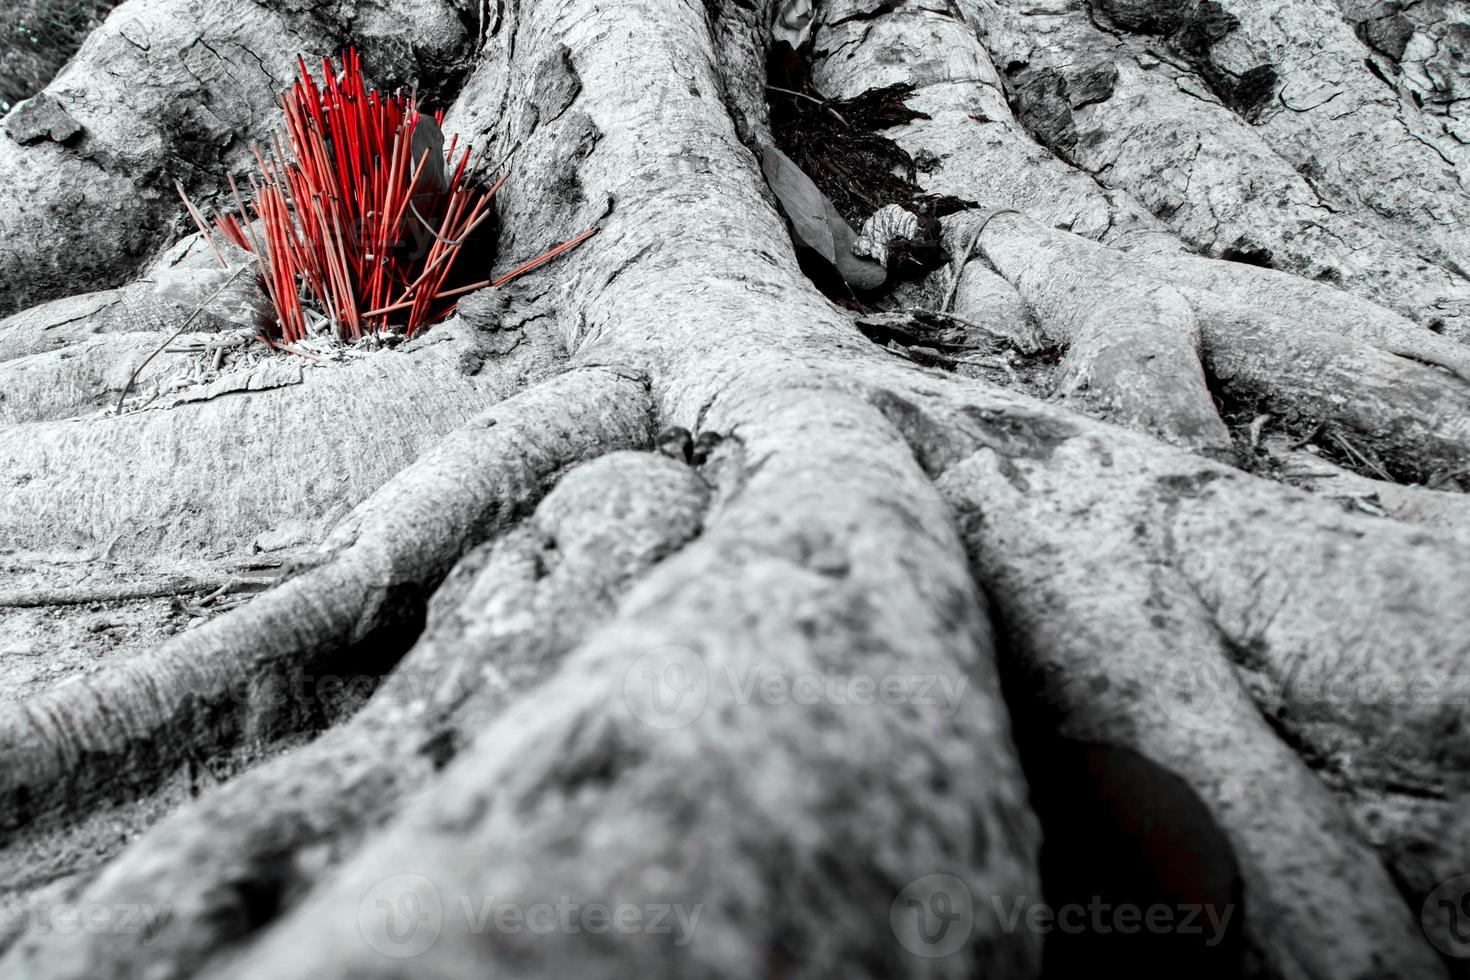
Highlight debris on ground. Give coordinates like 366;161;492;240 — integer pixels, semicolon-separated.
761;27;973;303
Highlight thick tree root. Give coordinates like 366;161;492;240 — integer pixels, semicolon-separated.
2;0;1468;976
1194;300;1470;488
0;366;648;846
0;451;709;979
0;315;564;556
1142;253;1470;382
0;265;592;554
974;210;1229;451
966;211;1470;485
889;371;1470;975
0;3;1045;974
0;240;270;367
810;0;1169;246
806;0;1470;483
179;384;1040;980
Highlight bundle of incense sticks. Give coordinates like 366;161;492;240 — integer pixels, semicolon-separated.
179;49;594;343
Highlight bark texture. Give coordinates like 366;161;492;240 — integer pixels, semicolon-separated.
1;0;1468;977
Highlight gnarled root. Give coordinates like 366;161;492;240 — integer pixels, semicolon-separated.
893;371;1470;974
0;366;648;870
0;450;708;977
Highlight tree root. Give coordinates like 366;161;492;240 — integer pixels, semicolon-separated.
0;451;709;979
0;365;649;843
973;209;1229;451
804;0;1470;479
0;314;570;557
174;383;1040;980
1202;0;1470;267
0;334;193;425
890;371;1470;974
0;241;270;367
3;3;1045;974
977;0;1470;337
944;208;1470;486
810;0;1169;246
1143;253;1470;383
2;0;1468;976
1194;300;1470;488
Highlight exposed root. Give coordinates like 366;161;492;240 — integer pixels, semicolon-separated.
1196;300;1470;489
924;207;1470;487
0;366;649;845
974;209;1229;451
1198;0;1470;267
977;0;1470;337
809;0;1168;245
1142;253;1470;383
0;451;708;979
892;371;1470;972
2;0;1468;977
0;241;271;366
187;384;1040;980
0;311;568;557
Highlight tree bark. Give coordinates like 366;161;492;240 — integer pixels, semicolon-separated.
1;0;1468;977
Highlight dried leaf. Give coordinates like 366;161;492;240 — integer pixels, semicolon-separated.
760;142;837;264
772;0;816;48
760;142;889;292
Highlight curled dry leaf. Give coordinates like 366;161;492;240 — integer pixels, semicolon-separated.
853;203;922;268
